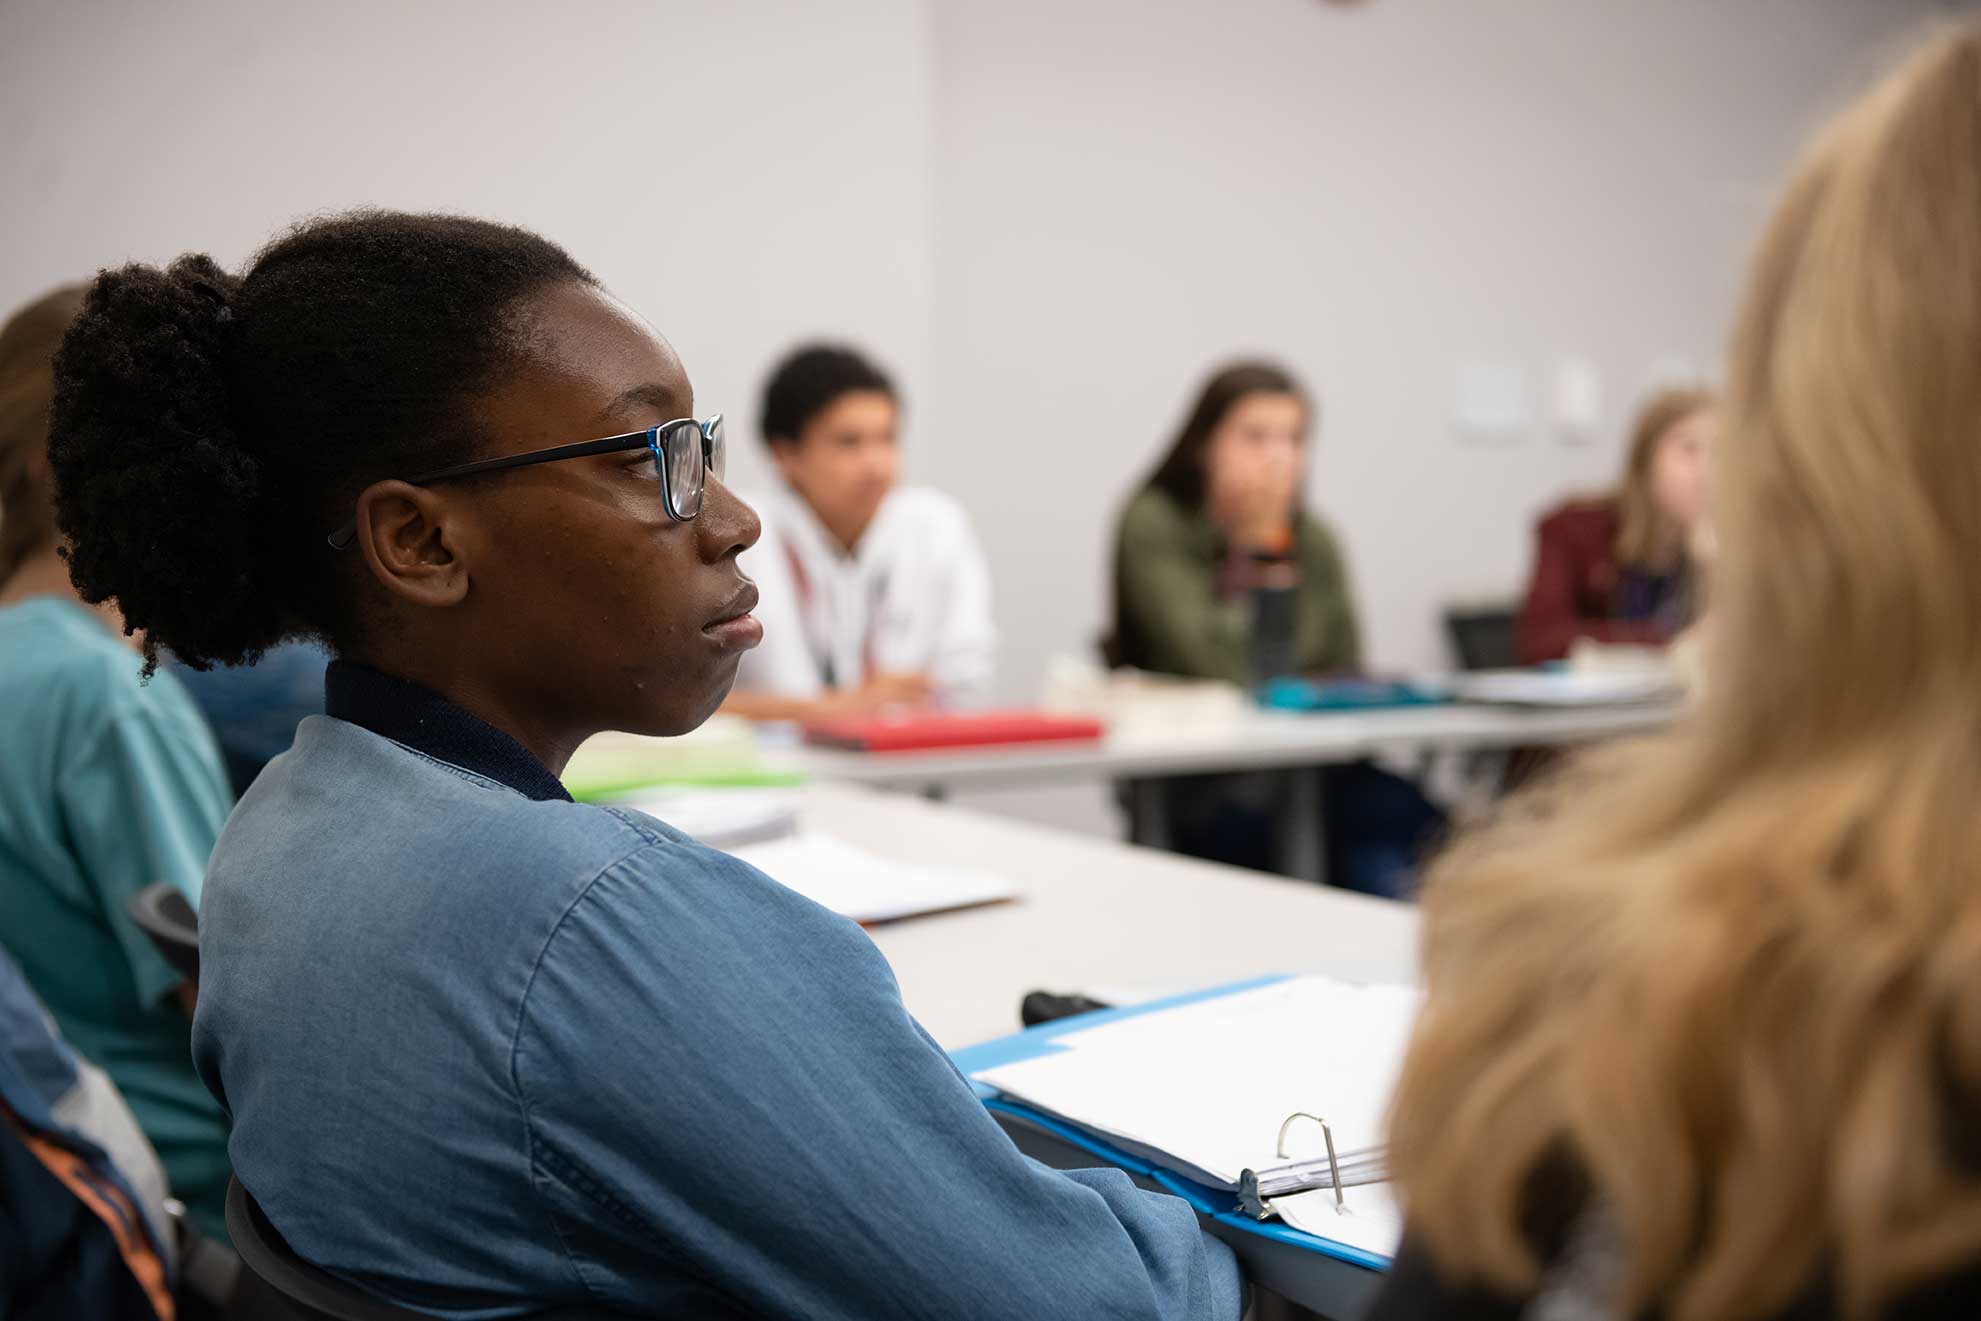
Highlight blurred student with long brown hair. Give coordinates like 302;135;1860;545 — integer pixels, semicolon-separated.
1374;20;1981;1321
1518;386;1716;665
1108;361;1443;895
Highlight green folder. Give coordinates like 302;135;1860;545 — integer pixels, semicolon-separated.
560;730;806;802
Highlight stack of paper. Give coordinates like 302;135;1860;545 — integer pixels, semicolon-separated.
732;832;1019;925
615;787;801;850
970;976;1420;1256
1451;667;1679;707
1273;1182;1405;1257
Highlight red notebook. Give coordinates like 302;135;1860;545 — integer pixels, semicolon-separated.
801;710;1106;753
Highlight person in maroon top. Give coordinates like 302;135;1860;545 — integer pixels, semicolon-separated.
1517;386;1715;664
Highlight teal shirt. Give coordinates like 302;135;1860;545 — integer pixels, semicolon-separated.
0;596;234;1239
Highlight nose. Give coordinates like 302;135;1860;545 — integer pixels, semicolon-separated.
697;477;761;561
866;445;899;484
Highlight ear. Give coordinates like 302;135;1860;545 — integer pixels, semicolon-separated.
352;480;472;609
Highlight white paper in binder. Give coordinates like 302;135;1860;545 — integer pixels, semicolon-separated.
969;975;1420;1250
1274;1181;1407;1259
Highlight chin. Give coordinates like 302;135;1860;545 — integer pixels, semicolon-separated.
837;493;887;530
599;695;713;741
607;658;740;739
674;667;743;736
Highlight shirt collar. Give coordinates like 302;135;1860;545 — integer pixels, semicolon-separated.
773;481;898;569
323;660;572;803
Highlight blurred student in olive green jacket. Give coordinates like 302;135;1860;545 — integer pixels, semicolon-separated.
1107;361;1440;896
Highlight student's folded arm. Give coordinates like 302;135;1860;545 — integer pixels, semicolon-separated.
512;840;1245;1321
56;698;231;1011
1116;499;1252;686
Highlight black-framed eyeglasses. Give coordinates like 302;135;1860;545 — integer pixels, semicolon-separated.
326;414;725;549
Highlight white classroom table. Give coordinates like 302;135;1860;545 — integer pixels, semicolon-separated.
770;699;1672;793
773;699;1676;883
801;781;1417;1319
796;781;1418;1047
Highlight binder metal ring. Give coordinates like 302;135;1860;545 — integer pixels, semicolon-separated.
1275;1112;1345;1213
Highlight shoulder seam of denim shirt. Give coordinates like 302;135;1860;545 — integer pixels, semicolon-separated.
594;806;674;848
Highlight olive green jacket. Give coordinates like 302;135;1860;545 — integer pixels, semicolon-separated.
1108;485;1362;685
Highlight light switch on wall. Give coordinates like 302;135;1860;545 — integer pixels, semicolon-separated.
1553;357;1602;445
1452;360;1529;445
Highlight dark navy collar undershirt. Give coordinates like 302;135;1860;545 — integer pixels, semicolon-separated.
323;660;572;803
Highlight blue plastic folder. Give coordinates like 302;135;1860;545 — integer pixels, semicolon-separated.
1255;677;1450;713
949;975;1395;1276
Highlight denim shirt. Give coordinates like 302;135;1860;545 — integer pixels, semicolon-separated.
191;663;1241;1320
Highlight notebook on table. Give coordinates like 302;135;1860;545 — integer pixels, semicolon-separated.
801;710;1106;753
562;721;803;800
955;974;1421;1265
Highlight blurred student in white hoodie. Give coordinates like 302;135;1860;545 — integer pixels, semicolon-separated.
726;345;996;721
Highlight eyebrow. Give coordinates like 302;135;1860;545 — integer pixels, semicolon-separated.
594;382;686;427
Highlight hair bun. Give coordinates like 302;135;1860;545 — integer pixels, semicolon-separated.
47;254;285;672
173;255;239;323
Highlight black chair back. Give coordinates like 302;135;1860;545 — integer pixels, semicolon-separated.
126;884;200;982
224;1180;623;1320
1443;604;1522;671
225;1180;424;1321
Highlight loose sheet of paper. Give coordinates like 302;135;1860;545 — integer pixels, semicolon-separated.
620;788;800;850
733;832;1019;925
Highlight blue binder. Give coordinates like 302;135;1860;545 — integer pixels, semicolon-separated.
949;974;1396;1278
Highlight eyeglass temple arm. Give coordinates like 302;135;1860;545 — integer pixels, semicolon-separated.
406;430;654;485
324;430;655;549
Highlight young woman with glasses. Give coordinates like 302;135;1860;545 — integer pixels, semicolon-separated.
48;211;1242;1320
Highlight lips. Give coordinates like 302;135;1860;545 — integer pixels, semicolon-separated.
705;581;760;631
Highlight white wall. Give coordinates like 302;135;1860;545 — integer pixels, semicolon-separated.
0;0;938;501
0;0;1958;710
927;0;1958;700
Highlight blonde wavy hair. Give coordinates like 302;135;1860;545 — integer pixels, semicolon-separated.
1614;385;1716;573
1388;21;1981;1321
